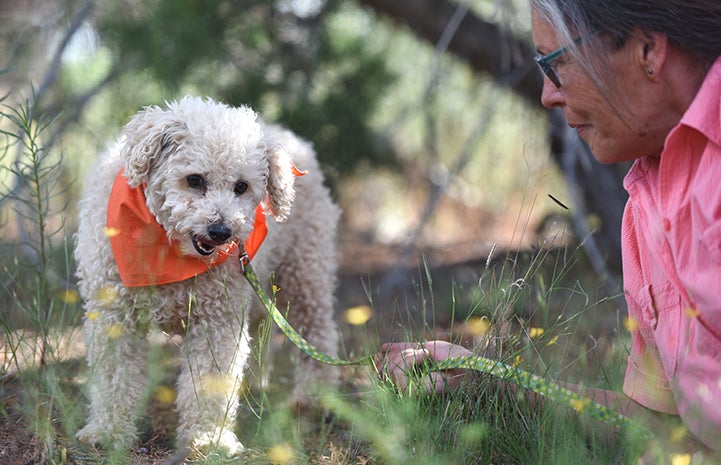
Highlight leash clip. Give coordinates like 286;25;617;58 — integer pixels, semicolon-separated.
239;246;250;274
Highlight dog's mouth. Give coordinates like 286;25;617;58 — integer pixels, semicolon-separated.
192;235;225;256
191;222;235;256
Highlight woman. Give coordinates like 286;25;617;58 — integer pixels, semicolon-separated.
376;0;721;450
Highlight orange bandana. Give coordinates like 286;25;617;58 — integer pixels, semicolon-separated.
106;170;267;287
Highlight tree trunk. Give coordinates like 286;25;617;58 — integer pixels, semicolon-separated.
358;0;627;275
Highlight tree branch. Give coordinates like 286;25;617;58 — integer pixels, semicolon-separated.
2;0;95;212
358;0;542;103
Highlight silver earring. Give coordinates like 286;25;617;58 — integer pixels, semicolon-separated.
647;68;654;76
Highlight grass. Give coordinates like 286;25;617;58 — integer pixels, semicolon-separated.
323;248;630;465
1;98;719;465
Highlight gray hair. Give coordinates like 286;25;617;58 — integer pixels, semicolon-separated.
531;0;721;114
532;0;721;60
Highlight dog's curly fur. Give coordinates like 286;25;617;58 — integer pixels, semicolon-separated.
74;96;340;454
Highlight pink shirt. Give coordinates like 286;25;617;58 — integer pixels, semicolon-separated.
622;56;721;449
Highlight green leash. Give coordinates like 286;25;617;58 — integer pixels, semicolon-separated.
239;251;647;435
241;252;368;366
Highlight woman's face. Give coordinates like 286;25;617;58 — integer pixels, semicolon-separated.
531;10;666;163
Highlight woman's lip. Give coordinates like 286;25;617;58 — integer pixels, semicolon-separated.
571;123;591;137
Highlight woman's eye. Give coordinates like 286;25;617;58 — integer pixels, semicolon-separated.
550;57;567;70
186;174;206;190
234;181;248;196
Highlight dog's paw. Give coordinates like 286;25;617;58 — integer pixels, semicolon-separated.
75;424;103;446
189;428;244;457
75;423;136;451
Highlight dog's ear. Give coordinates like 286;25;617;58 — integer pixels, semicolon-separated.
265;144;296;222
119;106;187;187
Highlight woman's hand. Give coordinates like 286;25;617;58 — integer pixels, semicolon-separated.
374;341;475;394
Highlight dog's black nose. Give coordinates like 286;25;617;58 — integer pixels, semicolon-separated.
207;223;232;242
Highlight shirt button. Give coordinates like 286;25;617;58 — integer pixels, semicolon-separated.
663;218;671;232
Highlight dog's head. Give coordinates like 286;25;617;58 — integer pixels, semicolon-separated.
119;96;297;258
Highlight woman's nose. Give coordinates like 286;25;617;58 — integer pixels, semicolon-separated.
540;77;565;108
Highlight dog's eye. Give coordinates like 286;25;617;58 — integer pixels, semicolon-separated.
234;181;248;196
186;174;206;191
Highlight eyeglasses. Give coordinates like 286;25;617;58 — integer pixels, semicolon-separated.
534;36;585;89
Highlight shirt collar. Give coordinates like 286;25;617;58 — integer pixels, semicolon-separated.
677;55;721;147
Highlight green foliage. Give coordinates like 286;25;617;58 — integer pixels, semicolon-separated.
0;94;78;339
0;95;82;463
95;0;398;180
316;243;683;465
98;0;227;85
325;379;628;465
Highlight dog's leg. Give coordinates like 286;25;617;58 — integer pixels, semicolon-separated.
174;309;250;456
76;315;149;450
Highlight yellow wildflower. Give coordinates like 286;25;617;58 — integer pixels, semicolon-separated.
512;355;523;367
96;286;119;306
60;289;80;304
154;386;176;405
343;305;372;326
623;316;638;332
669;425;687;442
465;316;491;336
529;327;545;338
201;374;232;396
103;226;120;237
546;336;559;346
267;443;294;465
85;311;101;321
670;453;692;465
106;324;123;339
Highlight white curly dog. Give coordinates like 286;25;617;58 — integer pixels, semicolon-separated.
74;96;340;454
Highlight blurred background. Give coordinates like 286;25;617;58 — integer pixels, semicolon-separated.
0;0;630;310
0;2;645;461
